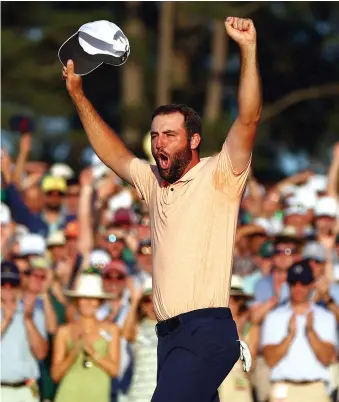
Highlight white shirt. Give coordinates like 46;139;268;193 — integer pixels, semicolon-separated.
261;303;338;382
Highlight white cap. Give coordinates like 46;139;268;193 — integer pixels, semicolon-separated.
108;189;133;212
58;20;130;76
0;203;11;225
50;163;74;180
93;163;110;180
90;249;112;269
288;186;317;210
19;233;46;256
307;174;327;193
314;196;338;218
284;205;308;217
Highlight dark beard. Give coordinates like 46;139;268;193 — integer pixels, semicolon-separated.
155;144;192;184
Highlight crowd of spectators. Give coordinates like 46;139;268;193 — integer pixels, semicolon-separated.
1;132;339;402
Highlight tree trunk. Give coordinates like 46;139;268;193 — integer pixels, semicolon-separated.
203;20;229;122
156;2;175;106
121;1;145;150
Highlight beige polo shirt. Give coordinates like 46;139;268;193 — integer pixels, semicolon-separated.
130;142;250;321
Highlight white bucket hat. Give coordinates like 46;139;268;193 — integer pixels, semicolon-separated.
64;273;114;299
58;20;130;75
230;275;253;300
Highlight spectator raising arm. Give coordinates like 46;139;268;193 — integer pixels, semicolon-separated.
63;60;136;185
13;132;32;189
122;280;144;342
2;148;48;236
77;168;95;257
224;18;261;172
327;142;339;199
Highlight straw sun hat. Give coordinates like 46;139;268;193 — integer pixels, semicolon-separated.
230;275;254;300
64;273;114;299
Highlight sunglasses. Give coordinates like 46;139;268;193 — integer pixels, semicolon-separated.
31;273;47;281
274;248;298;256
103;273;126;281
45;191;64;197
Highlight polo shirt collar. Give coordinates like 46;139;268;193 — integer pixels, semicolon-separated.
160;157;209;187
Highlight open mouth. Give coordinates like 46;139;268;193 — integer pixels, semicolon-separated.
158;153;170;170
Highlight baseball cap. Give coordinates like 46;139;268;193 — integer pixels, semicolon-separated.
19;233;46;256
90;249;112;270
41;176;67;193
113;208;135;226
1;261;21;286
58;20;130;76
259;241;274;258
50;164;75;180
284;205;308;217
0;203;11;225
314;196;338;218
287;260;314;285
302;241;327;263
102;260;127;277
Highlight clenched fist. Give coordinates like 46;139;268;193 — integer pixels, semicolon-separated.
225;17;256;47
62;60;83;98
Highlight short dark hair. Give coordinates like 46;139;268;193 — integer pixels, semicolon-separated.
151;104;202;143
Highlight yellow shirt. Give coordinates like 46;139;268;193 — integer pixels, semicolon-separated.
130;143;250;321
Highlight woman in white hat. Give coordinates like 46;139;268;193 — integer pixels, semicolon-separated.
122;277;158;402
51;271;120;402
218;275;260;402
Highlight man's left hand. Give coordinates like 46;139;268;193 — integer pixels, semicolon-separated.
225;17;256;47
306;311;313;332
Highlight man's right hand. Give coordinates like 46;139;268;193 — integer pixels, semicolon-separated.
62;60;83;98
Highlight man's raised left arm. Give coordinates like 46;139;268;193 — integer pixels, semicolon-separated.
224;17;262;173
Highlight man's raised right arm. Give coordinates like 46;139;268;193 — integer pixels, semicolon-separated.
63;60;135;185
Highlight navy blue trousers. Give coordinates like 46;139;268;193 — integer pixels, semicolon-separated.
151;307;240;402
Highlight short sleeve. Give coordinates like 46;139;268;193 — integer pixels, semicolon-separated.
254;278;271;303
212;143;251;198
314;310;338;347
129;158;156;205
261;311;287;347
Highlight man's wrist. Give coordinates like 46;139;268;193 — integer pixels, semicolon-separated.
240;43;257;57
70;89;85;103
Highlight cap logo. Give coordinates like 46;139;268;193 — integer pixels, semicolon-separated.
294;265;303;274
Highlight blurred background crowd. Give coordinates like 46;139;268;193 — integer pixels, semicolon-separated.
1;2;339;402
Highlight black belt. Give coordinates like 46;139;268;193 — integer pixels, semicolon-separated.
156;307;232;337
275;379;323;385
1;381;26;388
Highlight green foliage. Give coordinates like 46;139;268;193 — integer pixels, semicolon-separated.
2;1;339;176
